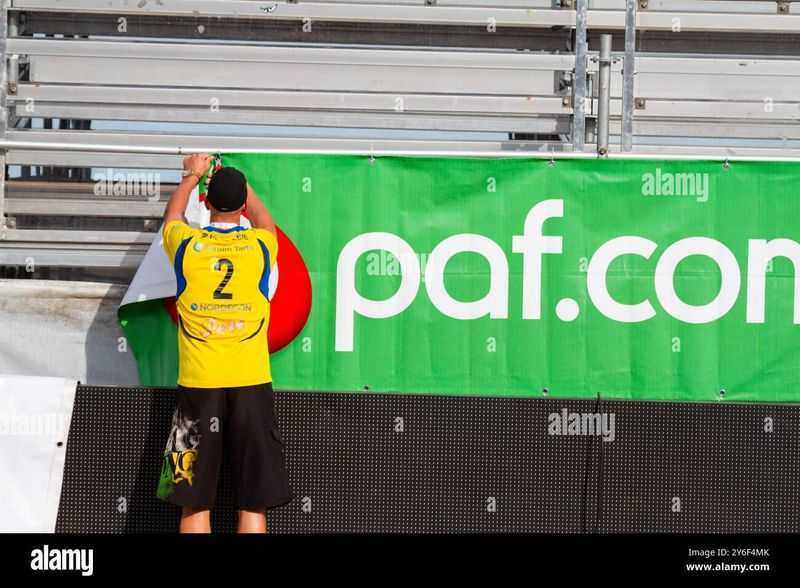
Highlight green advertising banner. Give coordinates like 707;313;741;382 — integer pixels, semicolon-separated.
120;154;800;403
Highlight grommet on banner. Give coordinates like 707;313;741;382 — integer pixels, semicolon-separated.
719;388;727;399
548;154;556;167
723;158;730;169
542;387;549;396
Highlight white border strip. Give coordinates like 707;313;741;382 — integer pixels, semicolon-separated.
44;378;77;533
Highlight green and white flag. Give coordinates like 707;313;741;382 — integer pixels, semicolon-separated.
120;154;800;402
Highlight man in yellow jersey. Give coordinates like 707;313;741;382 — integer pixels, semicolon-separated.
156;153;292;533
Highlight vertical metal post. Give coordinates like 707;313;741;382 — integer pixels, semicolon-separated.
0;1;9;233
597;34;612;156
621;0;637;152
571;0;588;151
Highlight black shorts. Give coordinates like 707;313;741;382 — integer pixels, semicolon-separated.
156;382;293;511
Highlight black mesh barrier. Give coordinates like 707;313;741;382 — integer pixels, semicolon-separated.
55;386;800;533
55;386;180;533
597;400;800;533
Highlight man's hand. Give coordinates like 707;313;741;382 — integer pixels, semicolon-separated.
163;153;213;227
183;154;213;178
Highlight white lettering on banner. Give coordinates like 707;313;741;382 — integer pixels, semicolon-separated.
425;234;508;320
334;199;800;351
654;237;740;324
336;232;420;352
587;236;657;323
511;199;564;320
747;239;800;324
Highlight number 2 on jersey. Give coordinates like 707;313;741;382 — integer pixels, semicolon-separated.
213;258;234;299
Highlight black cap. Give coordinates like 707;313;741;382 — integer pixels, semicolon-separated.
206;167;247;212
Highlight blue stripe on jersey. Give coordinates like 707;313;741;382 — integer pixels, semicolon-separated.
202;225;246;233
257;239;271;300
174;236;193;299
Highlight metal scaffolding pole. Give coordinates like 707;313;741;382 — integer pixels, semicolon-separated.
1;139;800;162
597;34;612;156
571;0;588;152
0;139;594;158
0;1;9;233
621;0;637;152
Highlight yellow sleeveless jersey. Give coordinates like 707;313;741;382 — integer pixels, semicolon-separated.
162;221;278;388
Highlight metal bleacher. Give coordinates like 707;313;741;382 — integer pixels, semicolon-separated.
0;0;799;281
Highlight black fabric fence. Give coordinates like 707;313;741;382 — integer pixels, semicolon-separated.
55;386;800;533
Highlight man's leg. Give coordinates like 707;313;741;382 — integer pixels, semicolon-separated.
180;507;211;533
237;509;267;534
157;387;225;533
227;384;291;533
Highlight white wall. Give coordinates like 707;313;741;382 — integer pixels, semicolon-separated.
0;279;139;386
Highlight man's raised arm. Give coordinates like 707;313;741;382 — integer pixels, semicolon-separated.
163;154;213;227
245;183;276;235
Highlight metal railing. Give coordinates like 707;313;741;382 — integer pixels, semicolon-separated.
0;0;799;271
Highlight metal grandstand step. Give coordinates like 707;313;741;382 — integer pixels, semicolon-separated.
11;0;800;32
0;0;799;270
